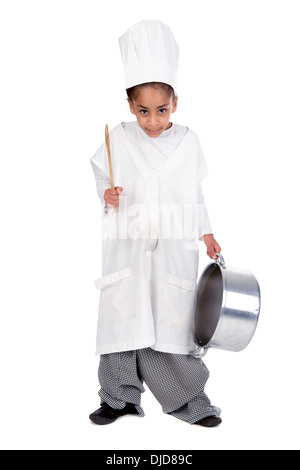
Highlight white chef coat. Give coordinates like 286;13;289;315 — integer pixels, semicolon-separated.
92;121;212;239
91;121;213;355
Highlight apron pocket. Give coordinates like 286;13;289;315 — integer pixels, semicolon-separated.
157;274;196;329
94;267;136;323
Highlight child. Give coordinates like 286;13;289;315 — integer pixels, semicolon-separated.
89;20;222;427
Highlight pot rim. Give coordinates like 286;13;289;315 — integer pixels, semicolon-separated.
196;261;227;348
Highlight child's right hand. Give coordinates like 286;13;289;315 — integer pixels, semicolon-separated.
104;187;123;208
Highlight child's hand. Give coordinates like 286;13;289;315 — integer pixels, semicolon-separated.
204;234;221;260
104;186;123;208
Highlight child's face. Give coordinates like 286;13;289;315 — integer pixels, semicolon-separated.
128;86;178;138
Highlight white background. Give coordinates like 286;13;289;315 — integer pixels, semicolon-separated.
0;0;299;451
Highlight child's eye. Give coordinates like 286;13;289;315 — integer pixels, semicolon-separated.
159;109;167;114
140;110;148;115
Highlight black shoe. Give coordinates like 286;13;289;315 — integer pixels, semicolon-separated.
89;402;139;425
194;415;222;427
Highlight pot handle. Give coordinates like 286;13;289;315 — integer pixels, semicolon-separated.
189;346;209;359
216;252;226;269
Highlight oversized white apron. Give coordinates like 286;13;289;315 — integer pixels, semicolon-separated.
91;123;208;355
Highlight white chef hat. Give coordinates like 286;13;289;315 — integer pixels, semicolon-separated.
118;20;180;95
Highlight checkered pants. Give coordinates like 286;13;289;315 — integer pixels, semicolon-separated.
98;347;220;424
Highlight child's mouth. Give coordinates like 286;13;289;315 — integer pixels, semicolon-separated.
147;128;161;135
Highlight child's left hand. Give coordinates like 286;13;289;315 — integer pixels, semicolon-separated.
204;234;221;260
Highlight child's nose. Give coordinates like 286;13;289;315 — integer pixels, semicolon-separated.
148;115;159;126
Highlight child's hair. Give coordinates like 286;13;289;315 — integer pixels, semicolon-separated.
126;82;176;101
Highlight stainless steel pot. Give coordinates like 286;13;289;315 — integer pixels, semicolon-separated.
191;253;261;358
